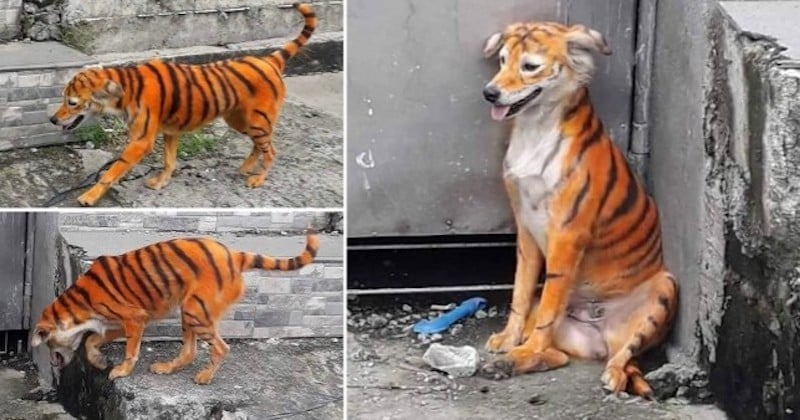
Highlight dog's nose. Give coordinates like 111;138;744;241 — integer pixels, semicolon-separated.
49;115;58;125
483;86;500;103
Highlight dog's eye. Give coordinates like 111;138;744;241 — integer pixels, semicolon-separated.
499;55;506;66
67;99;79;107
522;63;540;72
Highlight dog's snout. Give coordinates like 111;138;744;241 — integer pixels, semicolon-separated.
49;115;58;125
483;86;500;103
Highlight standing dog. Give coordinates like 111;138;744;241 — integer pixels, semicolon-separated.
481;21;678;397
49;4;316;206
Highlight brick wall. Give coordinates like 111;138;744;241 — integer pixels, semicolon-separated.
0;0;20;40
58;211;342;233
59;211;344;340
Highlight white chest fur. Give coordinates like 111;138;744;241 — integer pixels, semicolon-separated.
504;109;566;252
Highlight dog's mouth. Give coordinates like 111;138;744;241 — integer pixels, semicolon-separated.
50;351;65;369
62;115;85;131
490;87;543;121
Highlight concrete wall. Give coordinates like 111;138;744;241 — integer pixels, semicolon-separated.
62;0;343;54
58;211;342;233
27;213;73;389
0;0;20;40
58;211;344;340
648;0;800;417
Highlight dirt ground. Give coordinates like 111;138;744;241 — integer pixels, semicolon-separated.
0;73;343;208
347;303;728;420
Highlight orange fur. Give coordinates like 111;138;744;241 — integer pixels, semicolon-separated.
482;22;678;397
49;3;317;206
30;232;319;384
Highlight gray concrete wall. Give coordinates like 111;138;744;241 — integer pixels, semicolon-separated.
347;0;639;237
648;0;800;416
27;213;73;389
0;0;20;40
62;0;342;54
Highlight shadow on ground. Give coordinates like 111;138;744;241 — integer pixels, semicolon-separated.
0;73;343;208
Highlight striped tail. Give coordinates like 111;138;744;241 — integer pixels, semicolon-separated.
269;3;317;72
239;230;319;271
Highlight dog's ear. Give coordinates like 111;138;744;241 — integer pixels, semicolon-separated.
104;80;123;98
30;327;48;348
483;32;504;59
566;24;611;56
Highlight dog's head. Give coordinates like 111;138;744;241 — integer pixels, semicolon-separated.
482;22;611;121
50;68;125;131
30;297;96;370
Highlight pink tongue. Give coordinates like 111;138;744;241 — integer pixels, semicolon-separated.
491;105;510;121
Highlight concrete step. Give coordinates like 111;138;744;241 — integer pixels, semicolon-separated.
61;0;343;55
56;339;343;420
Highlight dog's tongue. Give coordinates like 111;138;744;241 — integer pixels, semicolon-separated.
491;105;510;121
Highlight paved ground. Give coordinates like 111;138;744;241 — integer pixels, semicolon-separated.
58;339;343;420
347;304;729;420
0;72;343;208
0;354;75;420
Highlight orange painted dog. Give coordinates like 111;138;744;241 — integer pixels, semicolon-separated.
481;21;678;397
49;4;316;206
30;232;318;384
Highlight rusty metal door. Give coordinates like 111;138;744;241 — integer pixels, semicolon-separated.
0;213;28;330
348;0;639;237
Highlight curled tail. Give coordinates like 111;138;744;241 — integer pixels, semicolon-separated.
270;3;317;72
239;230;319;271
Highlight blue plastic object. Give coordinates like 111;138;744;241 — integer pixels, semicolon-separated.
413;297;487;334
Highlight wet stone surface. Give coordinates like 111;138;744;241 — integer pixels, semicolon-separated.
58;338;343;420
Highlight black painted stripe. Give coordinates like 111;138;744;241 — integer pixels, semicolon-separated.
191;295;211;323
189;67;211;124
165;241;200;275
156;243;185;291
223;62;256;94
577;117;604;161
179;66;197;129
262;58;285;91
97;303;124;319
91;259;128;305
135;249;166;299
279;48;291;61
83;270;121;307
596;142;618;217
563;172;591;227
301;28;313;39
49;305;59;325
143;62;167;119
606;162;640;224
120;254;157;308
254;110;273;132
253;254;264;269
305;242;317;258
197;66;219;119
57;293;81;322
614;205;659;259
225;247;235;283
182;311;206;326
131;66;145;107
213;64;241;104
108;257;149;308
540;137;563;175
188;239;224;289
71;283;93;307
143;246;171;298
535;319;555;330
138;110;151;141
545;273;564;279
207;65;233;112
239;58;278;99
164;62;184;124
597;196;652;251
563;88;588;121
